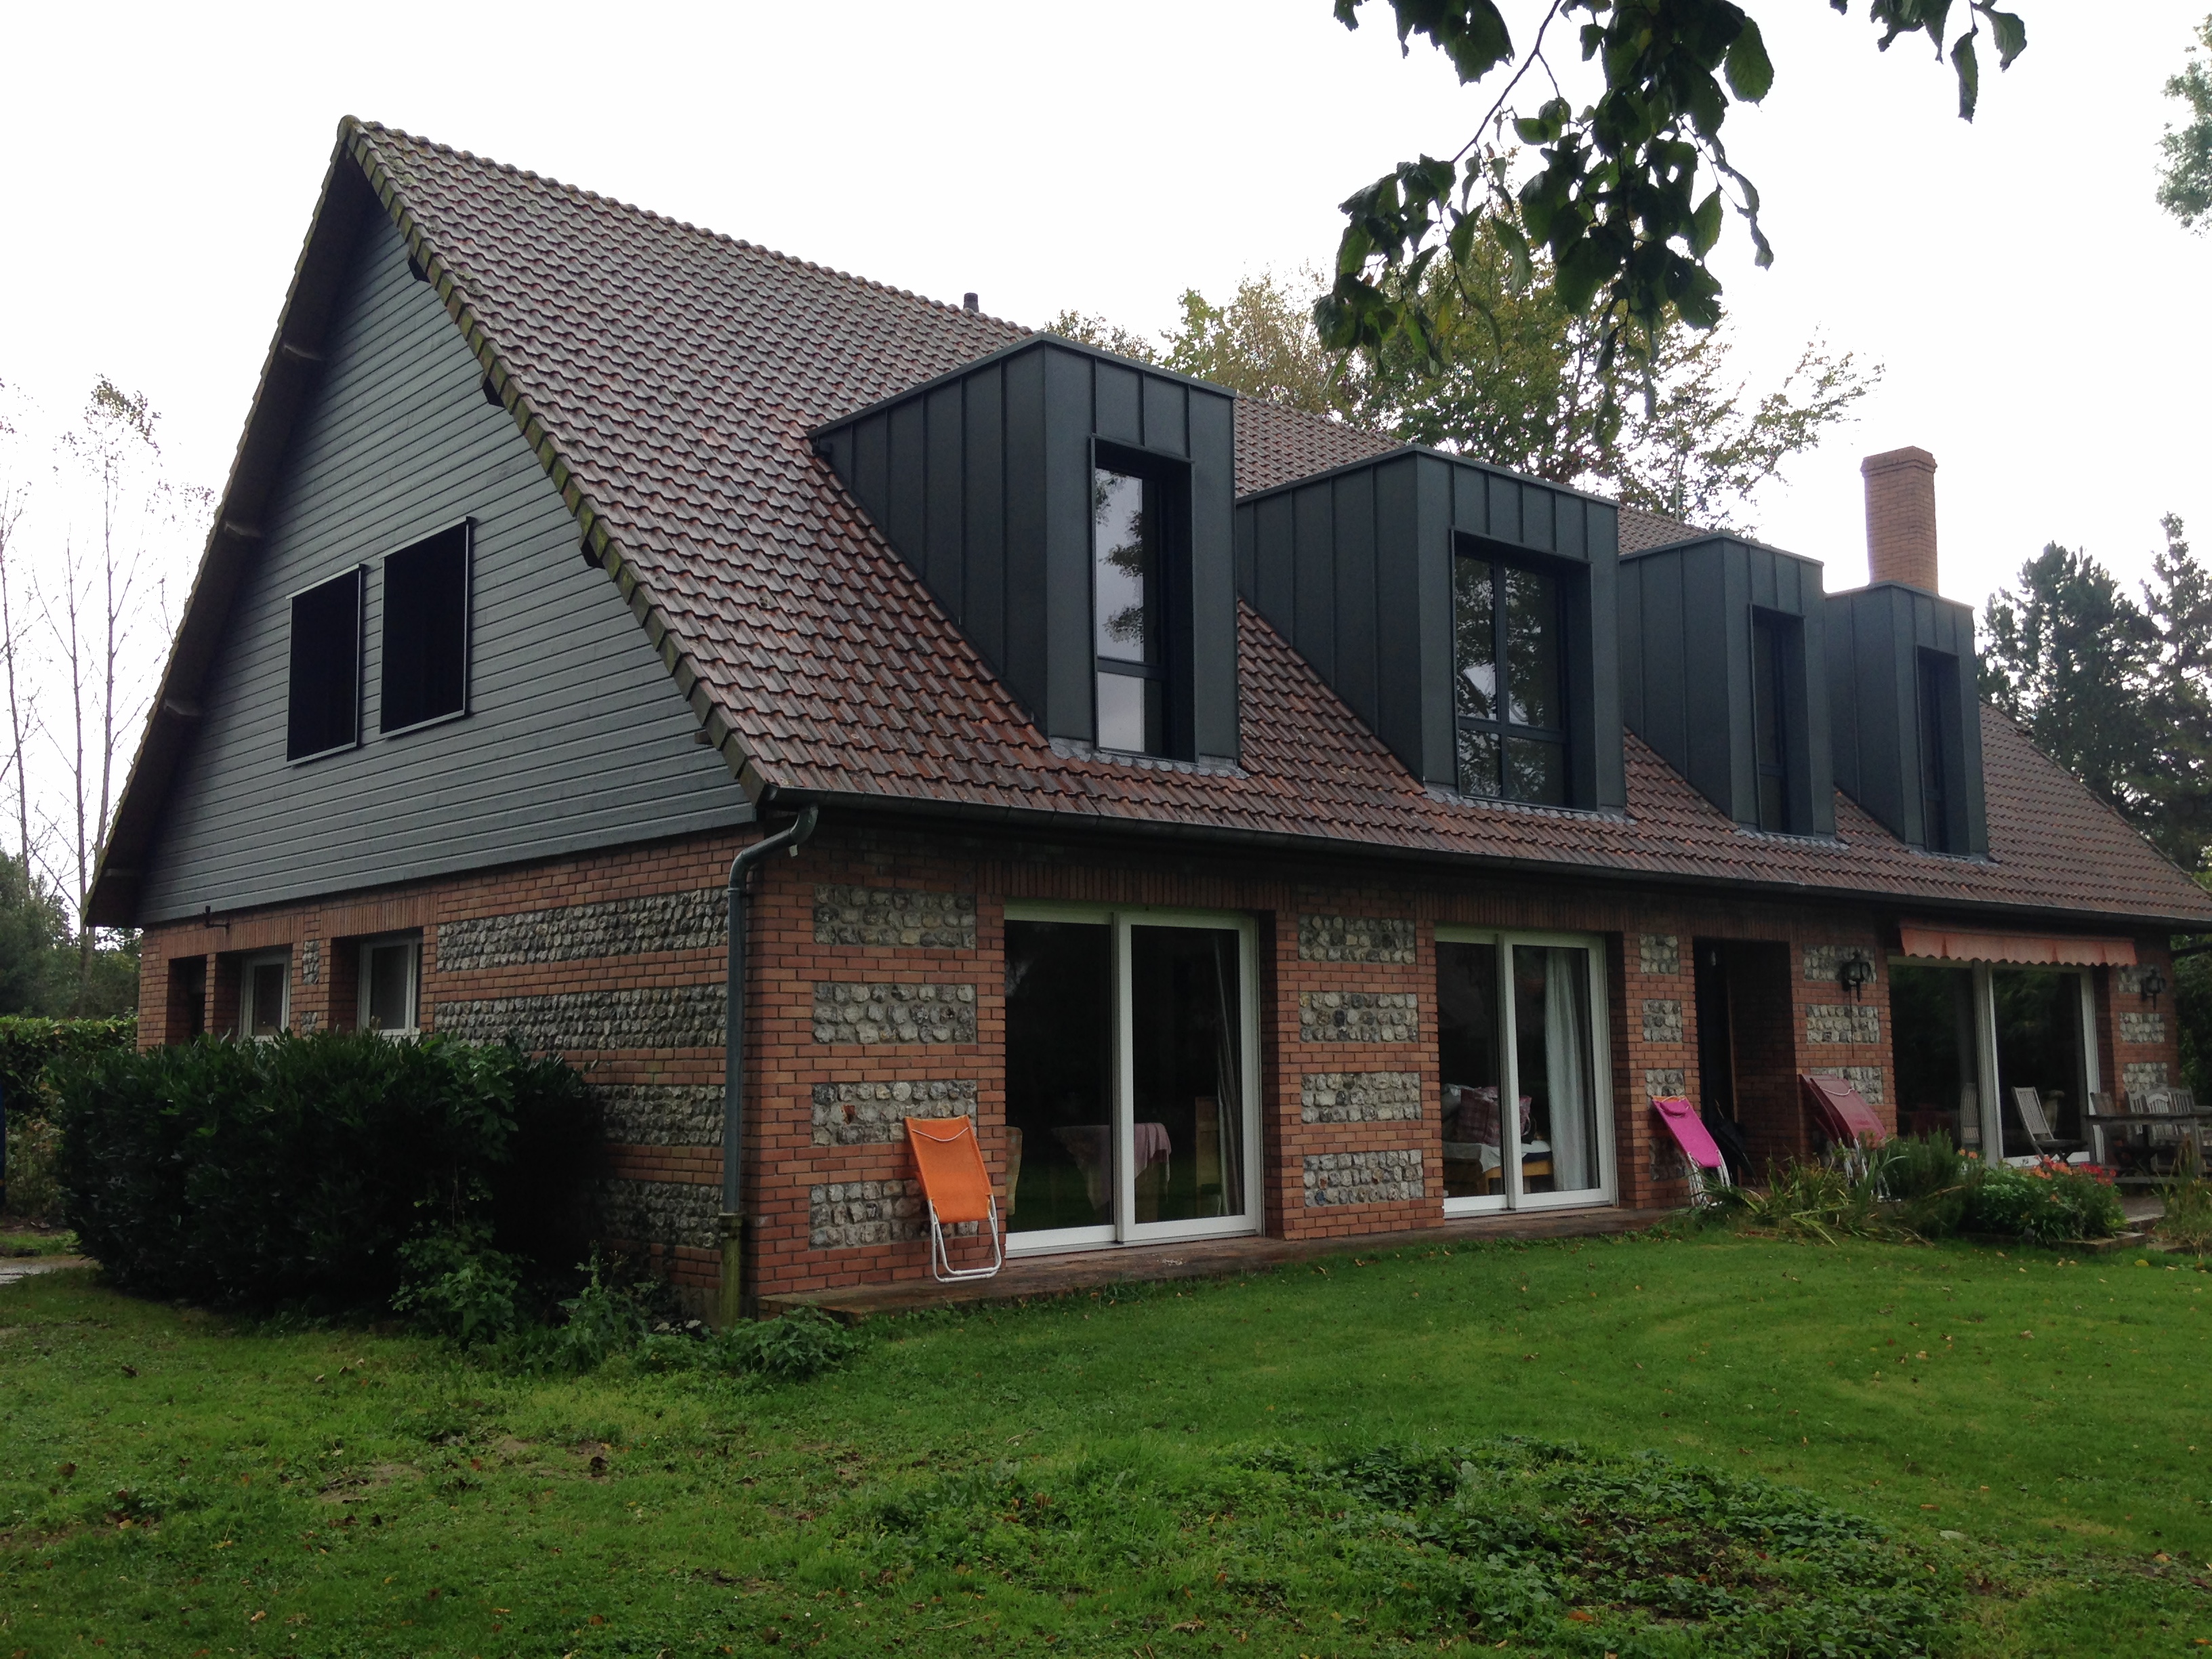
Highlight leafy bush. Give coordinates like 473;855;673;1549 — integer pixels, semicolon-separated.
1;1015;135;1223
1961;1158;2125;1245
626;1305;864;1384
1877;1130;1971;1236
3;1110;64;1223
1702;1155;1898;1243
393;1225;526;1345
56;1031;598;1309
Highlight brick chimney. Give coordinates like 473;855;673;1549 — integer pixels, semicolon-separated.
1860;446;1939;592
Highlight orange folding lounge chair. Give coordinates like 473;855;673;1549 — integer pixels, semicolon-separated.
904;1116;1004;1283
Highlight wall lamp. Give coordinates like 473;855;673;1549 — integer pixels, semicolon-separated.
1838;954;1875;1000
2137;966;2168;1008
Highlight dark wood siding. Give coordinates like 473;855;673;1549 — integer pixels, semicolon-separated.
138;213;747;923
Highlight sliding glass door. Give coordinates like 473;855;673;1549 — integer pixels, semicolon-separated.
1003;906;1258;1252
1437;928;1614;1213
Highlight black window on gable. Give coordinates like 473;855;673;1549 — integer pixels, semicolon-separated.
1090;448;1186;757
1453;544;1568;804
1918;648;1957;853
286;567;363;762
380;522;471;733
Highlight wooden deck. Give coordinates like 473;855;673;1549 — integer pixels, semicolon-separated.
760;1205;1673;1321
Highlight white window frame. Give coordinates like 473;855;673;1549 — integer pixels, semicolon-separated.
1002;901;1262;1256
357;934;422;1036
1435;926;1618;1216
1891;956;2099;1164
240;950;291;1039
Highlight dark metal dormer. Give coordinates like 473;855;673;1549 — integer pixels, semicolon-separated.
1826;582;1987;855
1234;449;1624;812
812;337;1238;764
1618;534;1835;836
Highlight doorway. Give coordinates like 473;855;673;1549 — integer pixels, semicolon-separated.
1691;940;1748;1181
1001;907;1259;1252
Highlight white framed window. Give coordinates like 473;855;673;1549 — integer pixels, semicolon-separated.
241;951;291;1039
1889;958;2099;1162
358;935;422;1036
1435;926;1616;1214
1002;903;1260;1254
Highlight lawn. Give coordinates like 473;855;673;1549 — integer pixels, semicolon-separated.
2;1230;2209;1657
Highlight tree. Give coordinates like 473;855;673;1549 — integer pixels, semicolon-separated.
1054;247;1875;534
1980;520;2212;872
0;852;70;1016
1319;1;2026;395
2160;14;2212;231
0;378;34;877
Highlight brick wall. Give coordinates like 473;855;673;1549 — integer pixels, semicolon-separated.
134;813;2062;1308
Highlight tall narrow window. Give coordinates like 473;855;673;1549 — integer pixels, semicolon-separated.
1092;467;1164;754
287;568;363;761
1453;547;1567;803
381;523;471;733
1750;610;1793;832
241;951;289;1038
1917;650;1954;852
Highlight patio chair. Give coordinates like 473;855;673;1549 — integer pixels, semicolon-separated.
1651;1096;1729;1200
1799;1074;1889;1176
2083;1090;2142;1172
903;1115;1004;1283
2009;1088;2085;1162
2130;1087;2189;1175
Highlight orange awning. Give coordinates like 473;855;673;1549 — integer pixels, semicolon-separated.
1897;924;2137;968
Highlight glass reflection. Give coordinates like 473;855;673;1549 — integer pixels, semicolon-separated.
1437;940;1507;1199
1504;567;1561;730
1453;558;1495;720
1004;920;1115;1234
1092;468;1155;662
1128;925;1245;1224
1512;945;1599;1195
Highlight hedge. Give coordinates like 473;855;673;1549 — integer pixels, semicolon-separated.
0;1015;136;1112
56;1031;599;1309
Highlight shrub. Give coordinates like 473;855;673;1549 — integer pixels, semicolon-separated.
621;1306;864;1384
55;1031;598;1309
1702;1155;1898;1243
1;1015;135;1223
1877;1130;1970;1236
1961;1158;2125;1245
2158;1172;2212;1252
393;1225;526;1345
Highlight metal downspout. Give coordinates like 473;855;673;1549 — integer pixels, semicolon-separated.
718;804;819;1326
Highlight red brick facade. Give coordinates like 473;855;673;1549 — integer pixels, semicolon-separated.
137;817;2184;1311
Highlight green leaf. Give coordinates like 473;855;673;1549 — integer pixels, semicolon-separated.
1951;29;1980;121
1555;236;1614;316
1981;5;2027;67
1690;190;1724;257
1725;20;1775;102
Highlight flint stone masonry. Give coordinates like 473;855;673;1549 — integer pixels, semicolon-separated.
1298;991;1419;1044
1805;1004;1881;1045
296;1009;321;1034
2119;965;2158;996
811;983;977;1045
813;1079;979;1145
1297;914;1416;964
1638;934;1681;976
1641;999;1684;1044
300;938;321;985
437;985;723;1050
2120;1011;2167;1045
1300;1071;1422;1124
2124;1061;2171;1095
438;889;723;970
602;1176;719;1251
1303;1149;1425;1206
1644;1067;1687;1100
598;1084;723;1146
809;1178;969;1249
1811;1065;1886;1105
813;885;977;949
1802;943;1875;984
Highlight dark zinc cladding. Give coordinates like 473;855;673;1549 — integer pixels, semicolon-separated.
1452;548;1568;804
286;567;363;762
380;522;471;733
1092;466;1164;754
1751;609;1793;832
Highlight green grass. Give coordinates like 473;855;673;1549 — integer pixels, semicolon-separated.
4;1231;2211;1656
0;1225;78;1257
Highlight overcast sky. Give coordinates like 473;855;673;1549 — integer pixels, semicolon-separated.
3;1;2206;617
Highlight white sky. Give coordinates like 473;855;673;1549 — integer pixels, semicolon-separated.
3;0;2207;619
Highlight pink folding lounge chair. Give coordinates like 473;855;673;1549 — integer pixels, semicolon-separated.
1799;1074;1889;1173
1651;1096;1729;1197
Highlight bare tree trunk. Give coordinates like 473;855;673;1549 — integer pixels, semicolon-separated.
0;478;29;880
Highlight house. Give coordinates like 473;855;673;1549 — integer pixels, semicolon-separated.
91;120;2212;1315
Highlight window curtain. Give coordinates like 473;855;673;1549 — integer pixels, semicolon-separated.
1544;948;1593;1189
1210;930;1244;1214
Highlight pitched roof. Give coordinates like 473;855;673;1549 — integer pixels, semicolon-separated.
87;120;2212;932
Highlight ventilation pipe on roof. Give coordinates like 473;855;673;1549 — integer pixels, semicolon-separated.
1861;447;1940;592
718;802;819;1328
962;291;979;313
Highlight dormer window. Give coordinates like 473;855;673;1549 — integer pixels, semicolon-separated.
1751;609;1799;832
1092;465;1164;754
1919;649;1957;853
1454;545;1568;804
